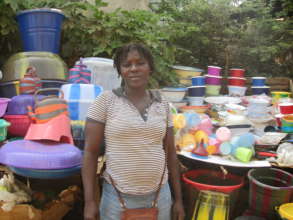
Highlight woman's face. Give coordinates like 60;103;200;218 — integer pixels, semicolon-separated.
120;50;151;89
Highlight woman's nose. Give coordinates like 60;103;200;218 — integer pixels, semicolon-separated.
130;64;138;71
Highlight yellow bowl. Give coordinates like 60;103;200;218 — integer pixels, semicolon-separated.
278;203;293;219
173;65;203;79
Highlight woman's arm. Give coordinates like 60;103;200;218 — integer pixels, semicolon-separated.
82;119;105;220
164;126;185;220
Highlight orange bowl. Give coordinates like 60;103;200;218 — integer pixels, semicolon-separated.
179;105;210;114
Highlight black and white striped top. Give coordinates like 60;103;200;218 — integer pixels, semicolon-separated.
87;88;173;195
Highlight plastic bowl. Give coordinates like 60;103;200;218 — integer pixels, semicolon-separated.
251;86;270;95
206;75;222;85
207;66;222;76
229;68;245;77
160;87;186;102
205;85;221;96
187;86;205;97
228;86;247;97
251;77;266;86
279;103;293;115
173;65;203;78
179;105;210;114
3;115;31;137
191;76;205;86
182;169;244;193
0;98;10;117
187;96;204;106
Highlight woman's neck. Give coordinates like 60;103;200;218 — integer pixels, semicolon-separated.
124;87;148;100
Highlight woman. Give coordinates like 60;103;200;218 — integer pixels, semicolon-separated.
82;43;185;220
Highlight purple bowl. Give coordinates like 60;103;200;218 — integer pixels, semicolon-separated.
187;86;206;97
207;66;222;76
206;75;221;85
0;140;82;169
0;98;10;117
6;94;45;115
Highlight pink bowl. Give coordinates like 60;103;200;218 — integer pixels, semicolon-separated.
207;66;222;76
3;115;31;137
206;75;222;85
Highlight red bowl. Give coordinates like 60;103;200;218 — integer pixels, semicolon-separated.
228;77;246;87
279;103;293;115
3;115;31;137
229;69;245;78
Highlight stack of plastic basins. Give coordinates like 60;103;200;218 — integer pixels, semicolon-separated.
205;66;222;96
227;69;247;97
251;76;270;95
0;8;67;98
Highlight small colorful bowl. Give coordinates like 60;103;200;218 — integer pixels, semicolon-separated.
179;105;210;114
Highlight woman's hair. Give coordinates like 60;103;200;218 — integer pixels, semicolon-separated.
113;43;155;76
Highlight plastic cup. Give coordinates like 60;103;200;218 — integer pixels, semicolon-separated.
235;147;253;162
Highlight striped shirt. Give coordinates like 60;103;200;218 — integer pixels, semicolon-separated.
87;88;173;195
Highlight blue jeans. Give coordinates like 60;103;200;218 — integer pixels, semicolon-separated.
100;181;172;220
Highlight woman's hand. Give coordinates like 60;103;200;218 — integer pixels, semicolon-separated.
84;200;99;220
172;200;185;220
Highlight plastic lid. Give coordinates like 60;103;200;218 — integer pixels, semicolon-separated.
0;140;82;169
16;8;65;17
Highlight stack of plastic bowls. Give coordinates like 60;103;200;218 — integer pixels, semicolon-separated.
172;65;204;86
205;66;222;96
251;77;270;95
187;76;206;106
227;68;247;97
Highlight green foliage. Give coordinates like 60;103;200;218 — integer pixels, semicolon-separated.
0;0;292;87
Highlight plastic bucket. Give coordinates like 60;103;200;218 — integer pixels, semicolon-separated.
16;8;65;54
183;169;244;219
247;168;293;220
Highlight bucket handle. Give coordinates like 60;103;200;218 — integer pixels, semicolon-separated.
34;88;64;104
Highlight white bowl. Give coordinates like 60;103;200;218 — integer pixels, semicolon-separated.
160;88;186;102
187;96;204;106
228;86;247;97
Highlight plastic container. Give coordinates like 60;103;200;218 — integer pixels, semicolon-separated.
25;114;73;144
187;86;205;97
281;115;293;133
173;65;204;79
228;77;246;86
191;190;230;220
276;203;293;220
160;87;186;102
179;105;210;114
0;98;10;117
0;140;82;169
76;57;121;91
0;81;20;98
278;103;293;115
16;8;65;54
207;66;222;76
228;86;247;97
187;96;204;106
3;115;31;137
251;77;266;86
229;68;245;77
251;86;270;95
2;52;68;82
205;85;221;96
191;76;205;86
183;169;244;193
247;168;293;220
0;119;10;142
6;94;45;115
205;75;222;85
9;165;81;179
60;83;103;120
